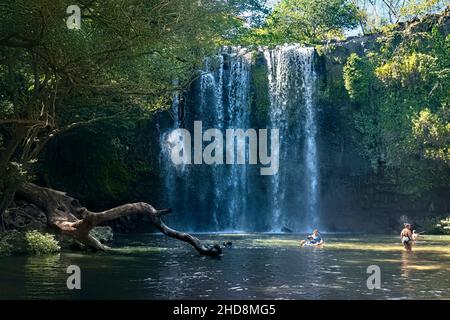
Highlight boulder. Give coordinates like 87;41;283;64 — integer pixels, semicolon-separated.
89;226;114;244
3;200;48;232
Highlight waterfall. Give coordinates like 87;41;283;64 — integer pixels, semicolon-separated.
223;47;252;230
302;49;319;228
159;87;189;227
264;45;319;231
160;47;252;231
159;45;319;232
201;49;253;230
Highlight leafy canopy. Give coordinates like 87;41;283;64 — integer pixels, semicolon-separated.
242;0;359;45
0;0;262;211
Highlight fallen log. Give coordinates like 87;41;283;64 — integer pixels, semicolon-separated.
16;183;222;256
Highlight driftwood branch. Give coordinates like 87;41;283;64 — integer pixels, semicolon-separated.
16;183;222;256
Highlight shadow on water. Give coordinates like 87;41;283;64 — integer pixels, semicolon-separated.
1;233;449;299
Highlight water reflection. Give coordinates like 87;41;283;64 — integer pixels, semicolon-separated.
0;234;449;299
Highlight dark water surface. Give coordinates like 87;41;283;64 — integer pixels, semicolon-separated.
1;233;449;299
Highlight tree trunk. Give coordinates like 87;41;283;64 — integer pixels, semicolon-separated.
0;125;26;176
15;183;222;256
0;125;28;220
0;179;19;231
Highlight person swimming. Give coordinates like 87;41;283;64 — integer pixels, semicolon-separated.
400;223;413;251
300;229;324;246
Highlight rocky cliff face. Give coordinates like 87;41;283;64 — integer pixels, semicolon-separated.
313;9;450;232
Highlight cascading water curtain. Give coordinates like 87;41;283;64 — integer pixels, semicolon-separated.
161;45;318;232
264;45;319;231
161;47;253;232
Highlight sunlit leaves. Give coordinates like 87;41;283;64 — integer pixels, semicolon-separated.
412;108;449;164
342;21;449;193
344;53;376;103
375;53;438;86
247;0;359;45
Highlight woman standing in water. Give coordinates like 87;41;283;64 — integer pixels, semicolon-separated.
400;223;413;251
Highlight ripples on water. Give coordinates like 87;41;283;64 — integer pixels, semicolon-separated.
1;234;449;299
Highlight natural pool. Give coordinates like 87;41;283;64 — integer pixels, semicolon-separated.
1;233;450;299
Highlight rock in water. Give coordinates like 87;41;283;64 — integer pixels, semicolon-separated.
89;226;114;244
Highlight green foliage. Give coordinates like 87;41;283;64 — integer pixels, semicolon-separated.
0;230;60;256
422;216;450;234
0;0;252;120
0;234;14;256
411;108;449;164
227;0;270;28
376;52;434;84
343;22;449;194
0;0;263;215
25;230;60;255
344;53;376;103
344;53;385;168
242;0;359;45
38;119;148;203
439;217;450;233
400;0;448;20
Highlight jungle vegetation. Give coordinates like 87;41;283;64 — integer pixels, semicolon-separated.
0;0;448;252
